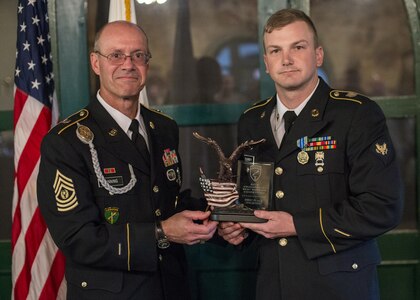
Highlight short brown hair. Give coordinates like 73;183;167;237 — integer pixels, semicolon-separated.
263;9;319;50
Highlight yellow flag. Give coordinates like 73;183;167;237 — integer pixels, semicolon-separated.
108;0;137;23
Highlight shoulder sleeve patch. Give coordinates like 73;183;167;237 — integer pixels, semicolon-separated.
329;90;368;105
371;138;394;166
243;96;274;114
57;109;89;135
143;105;173;120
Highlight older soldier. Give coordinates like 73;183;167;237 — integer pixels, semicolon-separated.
37;21;217;300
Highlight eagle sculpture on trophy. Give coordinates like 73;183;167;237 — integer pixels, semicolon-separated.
193;132;267;222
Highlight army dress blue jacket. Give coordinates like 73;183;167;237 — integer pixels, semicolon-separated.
37;98;191;300
238;78;403;300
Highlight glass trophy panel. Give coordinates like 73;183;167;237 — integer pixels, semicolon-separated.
236;161;274;210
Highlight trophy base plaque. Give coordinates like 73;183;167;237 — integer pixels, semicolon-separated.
210;206;267;223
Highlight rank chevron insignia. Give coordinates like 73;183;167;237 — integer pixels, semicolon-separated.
53;169;78;212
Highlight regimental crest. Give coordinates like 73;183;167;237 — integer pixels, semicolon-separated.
76;124;94;144
104;207;119;224
53;170;78;212
375;143;388;156
166;169;176;181
249;165;262;182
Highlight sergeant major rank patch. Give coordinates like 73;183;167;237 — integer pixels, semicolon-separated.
53;170;78;212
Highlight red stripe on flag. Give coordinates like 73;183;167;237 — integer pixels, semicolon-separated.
13;107;54;299
16;106;51;199
11;203;22;250
11;89;29;249
13;88;29;130
12;106;51;250
39;251;66;300
14;208;47;300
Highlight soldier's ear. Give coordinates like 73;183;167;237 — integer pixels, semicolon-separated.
263;54;269;73
315;46;324;67
90;52;100;76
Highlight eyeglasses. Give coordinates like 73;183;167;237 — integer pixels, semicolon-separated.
95;50;152;66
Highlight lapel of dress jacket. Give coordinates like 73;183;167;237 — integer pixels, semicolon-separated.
276;78;332;163
140;106;157;184
253;96;279;162
88;99;151;176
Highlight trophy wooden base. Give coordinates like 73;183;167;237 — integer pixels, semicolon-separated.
210;207;267;223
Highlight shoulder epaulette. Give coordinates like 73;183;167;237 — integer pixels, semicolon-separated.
142;105;173;120
56;109;89;135
243;96;274;114
329;90;369;105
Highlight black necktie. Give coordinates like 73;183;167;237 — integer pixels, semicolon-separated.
129;119;150;165
283;111;297;134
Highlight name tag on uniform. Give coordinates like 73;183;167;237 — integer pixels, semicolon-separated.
98;176;124;188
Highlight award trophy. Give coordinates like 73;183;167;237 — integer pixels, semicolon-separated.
193;132;272;223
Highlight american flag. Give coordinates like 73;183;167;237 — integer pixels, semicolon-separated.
199;171;239;207
12;1;65;299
